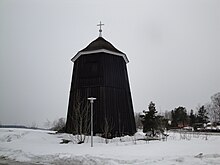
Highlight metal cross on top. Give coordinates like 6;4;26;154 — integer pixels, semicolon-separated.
97;21;104;37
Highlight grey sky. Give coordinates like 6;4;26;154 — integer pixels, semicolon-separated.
0;0;219;127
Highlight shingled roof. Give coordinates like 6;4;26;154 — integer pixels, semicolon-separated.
71;37;129;63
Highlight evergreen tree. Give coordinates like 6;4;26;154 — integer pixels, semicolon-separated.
197;105;209;124
142;101;158;136
189;109;196;127
171;106;188;128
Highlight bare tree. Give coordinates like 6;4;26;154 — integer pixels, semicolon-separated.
30;122;38;129
134;112;143;130
164;110;172;120
211;92;220;122
44;119;52;129
206;103;215;122
206;92;220;123
70;91;90;144
51;118;66;131
101;116;114;144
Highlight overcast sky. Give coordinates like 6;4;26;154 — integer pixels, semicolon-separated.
0;0;219;127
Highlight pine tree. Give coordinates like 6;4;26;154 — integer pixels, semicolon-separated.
171;106;188;128
189;109;196;127
142;101;158;136
197;105;208;124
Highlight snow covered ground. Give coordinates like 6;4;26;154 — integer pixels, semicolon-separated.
0;128;220;165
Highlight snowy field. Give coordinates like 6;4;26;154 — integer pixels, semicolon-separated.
0;128;220;165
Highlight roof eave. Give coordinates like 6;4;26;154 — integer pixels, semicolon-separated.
71;49;129;64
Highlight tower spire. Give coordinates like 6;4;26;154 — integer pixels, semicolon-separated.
97;21;104;37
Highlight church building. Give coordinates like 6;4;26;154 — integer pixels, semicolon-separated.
65;23;136;136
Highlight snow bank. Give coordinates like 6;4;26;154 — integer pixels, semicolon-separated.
1;128;220;164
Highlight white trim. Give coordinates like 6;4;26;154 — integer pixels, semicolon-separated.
71;49;129;63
